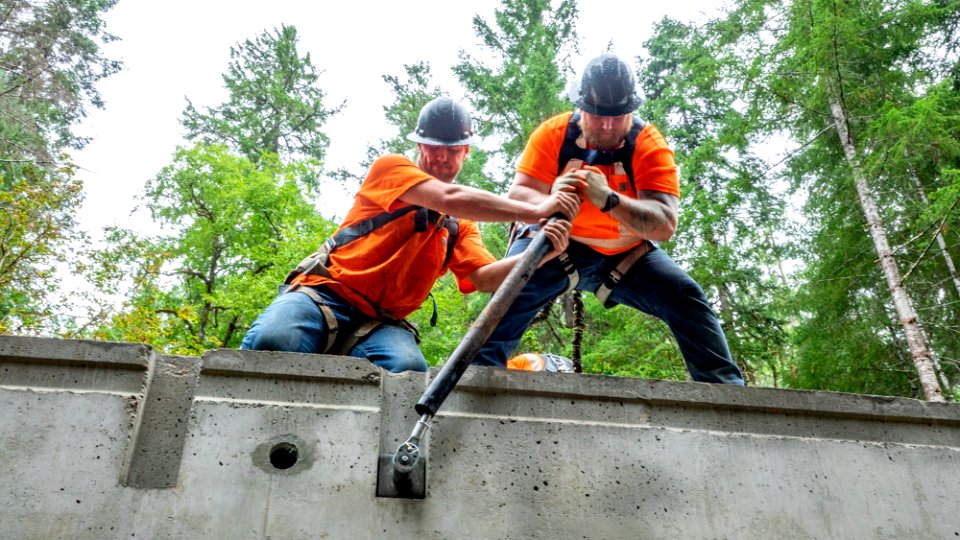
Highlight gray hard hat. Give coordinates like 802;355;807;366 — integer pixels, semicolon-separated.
568;53;643;116
407;97;479;146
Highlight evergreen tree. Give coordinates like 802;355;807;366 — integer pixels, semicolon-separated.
0;0;120;333
718;0;960;400
181;24;341;166
638;17;795;385
454;0;579;189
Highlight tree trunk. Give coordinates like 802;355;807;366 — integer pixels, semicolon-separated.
829;95;944;402
903;163;955;395
905;158;960;300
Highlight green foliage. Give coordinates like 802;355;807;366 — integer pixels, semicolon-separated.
0;0;119;334
0;162;86;333
181;24;341;166
85;24;343;354
714;0;960;397
90;145;335;353
454;0;579;189
0;0;121;162
639;17;797;385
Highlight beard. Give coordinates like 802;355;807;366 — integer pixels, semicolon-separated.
582;126;630;150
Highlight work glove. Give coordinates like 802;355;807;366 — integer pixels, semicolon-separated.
577;165;613;209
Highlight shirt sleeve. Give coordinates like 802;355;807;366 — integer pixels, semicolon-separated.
447;220;497;294
360;154;436;211
515;114;568;185
632;125;680;197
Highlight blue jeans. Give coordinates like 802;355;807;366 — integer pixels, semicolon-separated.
474;233;744;385
240;286;428;373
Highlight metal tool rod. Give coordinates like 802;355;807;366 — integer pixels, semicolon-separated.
414;221;557;417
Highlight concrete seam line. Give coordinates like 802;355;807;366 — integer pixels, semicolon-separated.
193;396;379;412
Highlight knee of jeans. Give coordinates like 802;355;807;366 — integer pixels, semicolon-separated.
396;354;428;373
243;326;305;353
377;351;427;373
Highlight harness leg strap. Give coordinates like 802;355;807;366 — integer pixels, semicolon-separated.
285;284;339;354
595;241;652;306
558;252;580;295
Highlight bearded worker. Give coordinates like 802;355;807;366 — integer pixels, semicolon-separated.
473;54;744;385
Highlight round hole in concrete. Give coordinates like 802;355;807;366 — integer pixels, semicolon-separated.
269;442;299;470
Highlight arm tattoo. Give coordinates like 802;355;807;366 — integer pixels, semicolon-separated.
621;190;678;234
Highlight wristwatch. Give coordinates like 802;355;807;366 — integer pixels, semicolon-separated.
600;192;620;213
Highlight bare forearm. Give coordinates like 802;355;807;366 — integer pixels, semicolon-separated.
468;256;518;292
436;187;543;223
607;195;678;242
468;219;572;291
507;182;549;205
401;178;578;224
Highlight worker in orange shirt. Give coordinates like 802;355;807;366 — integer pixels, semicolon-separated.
241;97;579;373
473;54;744;385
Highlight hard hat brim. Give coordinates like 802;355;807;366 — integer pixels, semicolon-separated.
573;94;644;117
407;132;479;146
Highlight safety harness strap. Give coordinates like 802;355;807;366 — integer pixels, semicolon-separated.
285;283;339;354
285;205;460;286
278;204;453;354
594;241;652;306
283;283;421;355
557;110;646;185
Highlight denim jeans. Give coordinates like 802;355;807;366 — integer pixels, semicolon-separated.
474;232;744;385
240;286;428;373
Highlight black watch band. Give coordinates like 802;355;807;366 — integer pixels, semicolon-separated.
600;192;620;213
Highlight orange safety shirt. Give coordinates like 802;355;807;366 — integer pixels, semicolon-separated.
293;154;496;319
516;111;680;255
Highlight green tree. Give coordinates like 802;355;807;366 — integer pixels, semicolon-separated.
637;17;795;386
181;24;341;165
719;0;960;399
0;162;84;333
0;0;119;333
89;25;340;353
0;0;121;163
91;145;334;353
454;0;579;188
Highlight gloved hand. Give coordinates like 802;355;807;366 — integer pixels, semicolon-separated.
577;165;612;209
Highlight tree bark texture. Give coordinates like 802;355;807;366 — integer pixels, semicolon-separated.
829;95;944;402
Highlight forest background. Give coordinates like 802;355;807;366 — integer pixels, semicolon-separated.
2;0;959;401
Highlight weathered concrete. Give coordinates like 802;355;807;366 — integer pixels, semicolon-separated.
1;335;959;539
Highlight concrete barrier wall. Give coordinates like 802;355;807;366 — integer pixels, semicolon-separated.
1;335;959;539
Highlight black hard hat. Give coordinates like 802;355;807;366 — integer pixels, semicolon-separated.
407;97;478;146
568;53;643;116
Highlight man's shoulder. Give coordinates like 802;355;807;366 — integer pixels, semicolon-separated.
364;153;430;184
633;123;672;150
527;111;575;147
371;153;417;169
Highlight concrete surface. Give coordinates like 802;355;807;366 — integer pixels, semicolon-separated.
1;335;959;539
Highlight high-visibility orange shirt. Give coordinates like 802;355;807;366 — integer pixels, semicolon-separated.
516;111;680;255
507;353;547;371
293;154;496;319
